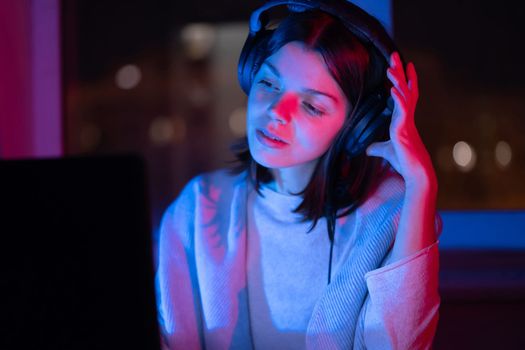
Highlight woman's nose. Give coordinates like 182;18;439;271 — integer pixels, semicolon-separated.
268;94;296;124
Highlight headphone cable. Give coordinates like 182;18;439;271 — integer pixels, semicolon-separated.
328;238;334;284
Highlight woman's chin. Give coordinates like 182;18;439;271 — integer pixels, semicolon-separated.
248;149;287;169
251;152;288;169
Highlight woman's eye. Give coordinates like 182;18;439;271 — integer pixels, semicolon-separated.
303;102;324;116
259;79;274;88
258;79;279;92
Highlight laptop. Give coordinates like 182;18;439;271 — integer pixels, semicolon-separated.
0;154;161;350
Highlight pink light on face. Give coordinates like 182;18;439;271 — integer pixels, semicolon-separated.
246;41;349;171
267;91;297;125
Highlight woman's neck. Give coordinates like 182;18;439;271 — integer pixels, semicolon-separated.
267;159;318;195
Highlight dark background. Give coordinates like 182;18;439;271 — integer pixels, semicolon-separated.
60;1;525;348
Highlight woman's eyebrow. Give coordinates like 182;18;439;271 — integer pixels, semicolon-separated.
262;61;280;77
303;88;338;104
262;61;338;104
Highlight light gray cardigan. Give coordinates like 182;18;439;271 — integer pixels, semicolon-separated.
156;168;439;349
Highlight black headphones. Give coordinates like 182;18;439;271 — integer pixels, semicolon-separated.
238;0;402;158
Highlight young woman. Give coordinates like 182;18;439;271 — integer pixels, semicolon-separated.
156;1;440;349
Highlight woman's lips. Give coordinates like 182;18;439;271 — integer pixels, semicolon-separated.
256;129;289;149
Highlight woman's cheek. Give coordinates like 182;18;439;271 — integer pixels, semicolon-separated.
248;93;268;117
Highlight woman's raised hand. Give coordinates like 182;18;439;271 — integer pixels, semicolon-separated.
366;52;437;191
366;52;439;260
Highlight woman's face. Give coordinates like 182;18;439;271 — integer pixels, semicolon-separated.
247;41;349;170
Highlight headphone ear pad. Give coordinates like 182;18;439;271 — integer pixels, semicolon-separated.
345;94;392;157
238;29;273;95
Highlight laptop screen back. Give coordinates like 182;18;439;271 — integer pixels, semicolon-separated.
0;155;161;350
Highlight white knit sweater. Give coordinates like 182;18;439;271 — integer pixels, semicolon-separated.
155;167;440;349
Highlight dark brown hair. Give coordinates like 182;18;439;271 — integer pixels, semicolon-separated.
230;10;390;242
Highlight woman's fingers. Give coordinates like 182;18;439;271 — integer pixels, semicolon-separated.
388;53;419;105
366;140;390;159
387;68;408;99
390;52;406;83
406;62;419;100
390;87;408;118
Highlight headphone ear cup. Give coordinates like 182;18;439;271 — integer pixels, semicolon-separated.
238;29;273;95
345;94;392;158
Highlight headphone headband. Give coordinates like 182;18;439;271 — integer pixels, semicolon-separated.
248;0;395;62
